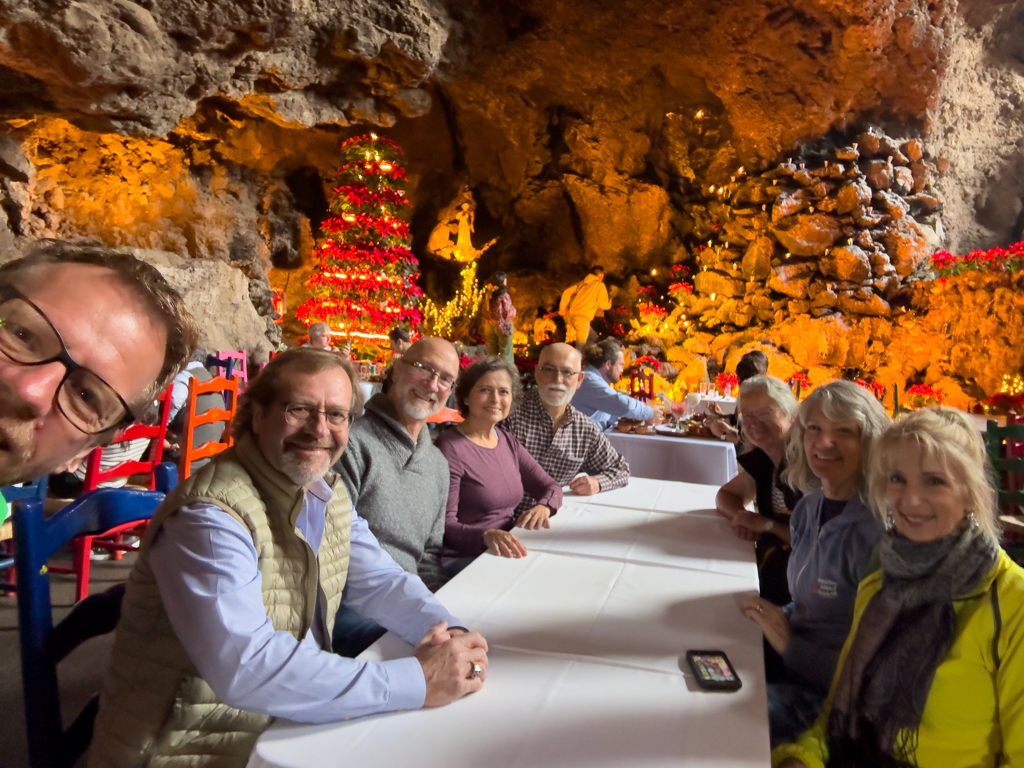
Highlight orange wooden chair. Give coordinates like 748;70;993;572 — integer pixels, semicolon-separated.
49;385;175;601
179;374;238;480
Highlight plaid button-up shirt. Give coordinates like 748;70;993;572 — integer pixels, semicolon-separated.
503;390;630;513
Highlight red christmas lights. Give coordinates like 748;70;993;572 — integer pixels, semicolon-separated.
297;133;422;355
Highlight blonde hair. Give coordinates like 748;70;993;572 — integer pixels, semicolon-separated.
783;380;891;493
867;407;1000;546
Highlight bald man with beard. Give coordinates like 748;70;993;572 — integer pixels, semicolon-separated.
332;337;460;655
503;343;630;514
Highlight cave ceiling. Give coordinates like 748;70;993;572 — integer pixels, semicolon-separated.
0;0;1022;310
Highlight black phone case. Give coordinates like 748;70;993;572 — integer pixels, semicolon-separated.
686;650;742;692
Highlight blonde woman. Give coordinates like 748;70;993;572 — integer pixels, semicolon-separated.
775;407;1024;768
740;380;890;745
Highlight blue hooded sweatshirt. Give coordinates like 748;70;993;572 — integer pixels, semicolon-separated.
783;490;883;692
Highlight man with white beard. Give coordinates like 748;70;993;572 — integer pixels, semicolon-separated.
503;343;629;514
332;337;461;655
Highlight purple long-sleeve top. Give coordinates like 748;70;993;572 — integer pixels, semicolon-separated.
435;426;563;558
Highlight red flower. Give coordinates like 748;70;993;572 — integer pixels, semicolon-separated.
633;355;662;371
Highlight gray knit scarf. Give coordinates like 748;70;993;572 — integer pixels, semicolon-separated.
825;518;998;767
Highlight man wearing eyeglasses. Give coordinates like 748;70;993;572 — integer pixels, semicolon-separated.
332;337;460;656
503;344;629;508
90;347;488;768
0;239;198;487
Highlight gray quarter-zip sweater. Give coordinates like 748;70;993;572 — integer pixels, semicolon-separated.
783;490;883;692
335;393;449;591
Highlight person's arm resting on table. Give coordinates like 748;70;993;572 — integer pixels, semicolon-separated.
575;431;629;495
150;504;471;723
585;380;653;423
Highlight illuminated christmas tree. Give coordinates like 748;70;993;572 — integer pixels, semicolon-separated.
297;133;423;358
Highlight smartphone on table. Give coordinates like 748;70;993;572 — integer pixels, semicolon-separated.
685;650;742;692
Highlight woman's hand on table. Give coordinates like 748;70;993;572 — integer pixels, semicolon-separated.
730;510;766;541
569;475;601;496
516;504;551;530
740;595;792;655
483;528;528;558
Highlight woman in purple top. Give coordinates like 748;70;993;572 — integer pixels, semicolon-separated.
436;356;562;574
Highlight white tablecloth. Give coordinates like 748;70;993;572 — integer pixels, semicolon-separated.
249;481;769;768
606;432;738;485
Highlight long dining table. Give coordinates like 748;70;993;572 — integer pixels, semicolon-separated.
248;478;770;768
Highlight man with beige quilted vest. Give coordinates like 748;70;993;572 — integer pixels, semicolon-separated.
89;347;489;768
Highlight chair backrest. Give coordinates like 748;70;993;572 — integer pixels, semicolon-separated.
987;418;1024;513
216;349;248;387
179;374;238;480
82;384;174;492
205;354;236;383
1;476;49;503
13;464;174;768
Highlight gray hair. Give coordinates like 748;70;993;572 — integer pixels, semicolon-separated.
308;322;330;338
782;380;891;494
867;407;1000;546
738;375;799;419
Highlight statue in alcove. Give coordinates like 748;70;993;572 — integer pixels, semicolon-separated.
427;186;497;262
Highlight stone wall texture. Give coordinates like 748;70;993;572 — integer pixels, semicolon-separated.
0;0;1021;394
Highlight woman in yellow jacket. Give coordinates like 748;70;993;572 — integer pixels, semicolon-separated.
774;407;1024;768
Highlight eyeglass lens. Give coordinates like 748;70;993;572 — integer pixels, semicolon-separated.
283;403;352;426
0;297;128;433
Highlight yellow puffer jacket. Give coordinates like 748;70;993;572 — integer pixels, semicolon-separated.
559;274;611;320
773;549;1024;768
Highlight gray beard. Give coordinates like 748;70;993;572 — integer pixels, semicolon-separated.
399;391;442;421
539;385;572;408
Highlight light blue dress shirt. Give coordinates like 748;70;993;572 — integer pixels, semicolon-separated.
571;365;655;431
149;477;462;724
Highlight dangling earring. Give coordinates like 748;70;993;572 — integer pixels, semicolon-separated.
967;511;979;529
885;509;895;532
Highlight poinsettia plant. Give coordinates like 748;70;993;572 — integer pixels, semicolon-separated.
905;383;944;408
632;355;662;371
716;372;739;395
930;241;1024;279
855;378;885;400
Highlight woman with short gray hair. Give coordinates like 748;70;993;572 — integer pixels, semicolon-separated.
716;375;802;606
739;380;890;747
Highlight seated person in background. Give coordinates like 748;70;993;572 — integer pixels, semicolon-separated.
332;338;459;656
572;338;663;431
739;380;889;747
503;343;629;505
388;327;411;357
307;321;351;358
715;375;801;605
89;348;489;768
164;346;226;475
0;239;197;488
775;408;1024;768
436;356;563;576
707;349;769;443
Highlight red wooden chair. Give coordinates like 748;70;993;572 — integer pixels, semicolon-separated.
49;385;174;602
179;375;238;480
216;349;248;390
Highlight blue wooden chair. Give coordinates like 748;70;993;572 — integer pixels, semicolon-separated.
205;353;236;383
1;476;48;593
13;463;175;768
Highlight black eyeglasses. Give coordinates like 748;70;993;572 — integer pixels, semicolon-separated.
398;358;457;390
281;402;353;427
0;284;135;434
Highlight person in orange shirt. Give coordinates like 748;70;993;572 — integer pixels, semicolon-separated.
559;266;611;347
